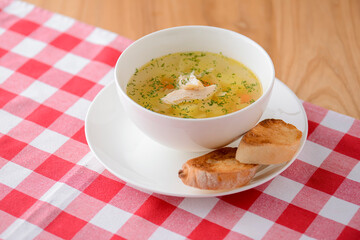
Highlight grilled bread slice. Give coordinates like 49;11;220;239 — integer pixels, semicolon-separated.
178;147;258;190
236;119;302;165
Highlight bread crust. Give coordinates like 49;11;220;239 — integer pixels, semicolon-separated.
236;119;302;165
179;148;258;190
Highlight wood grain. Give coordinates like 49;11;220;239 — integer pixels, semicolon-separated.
24;0;360;119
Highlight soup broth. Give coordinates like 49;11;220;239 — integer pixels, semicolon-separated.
126;51;262;118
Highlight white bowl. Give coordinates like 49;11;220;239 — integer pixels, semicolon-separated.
114;26;275;152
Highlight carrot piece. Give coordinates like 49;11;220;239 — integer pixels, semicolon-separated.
164;84;174;89
241;94;251;103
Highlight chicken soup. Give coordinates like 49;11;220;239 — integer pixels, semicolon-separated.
126;51;262;118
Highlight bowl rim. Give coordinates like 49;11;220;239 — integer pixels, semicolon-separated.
114;25;275;122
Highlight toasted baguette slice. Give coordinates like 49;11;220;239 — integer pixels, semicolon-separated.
236;119;302;165
178;147;258;190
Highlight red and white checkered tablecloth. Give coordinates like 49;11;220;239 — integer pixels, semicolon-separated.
0;1;359;239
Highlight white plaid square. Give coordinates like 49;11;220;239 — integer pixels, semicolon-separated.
77;152;105;173
348;162;360;182
40;182;80;210
321;110;354;133
263;175;303;203
149;227;185;240
0;162;32;188
232;212;273;239
54;53;90;75
65;98;91;120
0;66;14;84
319;196;359;225
3;1;35;18
86;28;117;45
299;235;317;240
21;81;57;103
11;38;46;58
43;13;75;32
0;27;5;35
30;129;69;154
178;198;219;218
90;204;132;233
0;219;42;240
298;141;332;167
0;110;22;134
98;68;114;86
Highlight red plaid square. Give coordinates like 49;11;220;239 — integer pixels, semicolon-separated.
308;125;345;149
71;126;87;144
94;46;121;66
18;59;51;79
263;223;302;240
334;179;360;205
305;215;345;239
338;226;360;240
1;72;34;94
54;139;89;163
65;192;106;221
161;208;202;236
0;31;24;50
291;186;331;213
26;105;62;128
72;40;103;59
50;33;82;51
0;47;7;58
9;19;39;35
206;200;246;229
34;155;75;181
0;135;27;160
33;45;67;66
308;120;319;136
29;25;61;43
61;165;98;191
12;145;50;170
303;101;328;122
135;196;176;225
43;90;79;112
221;189;262;210
0;189;37;217
61;76;95;97
44;212;87;239
66;22;94;39
348;120;360;138
249;193;289;221
77;61;111;83
3;95;40;119
189;219;230;240
16;172;56;199
334;134;360;160
0;210;17;235
117;215;157;239
8;120;45;143
0;51;28;71
72;223;113;240
320;151;358;177
21;201;61;228
49;114;83;138
83;175;124;203
349;209;360;231
0;88;17;108
281;159;318;184
276;204;317;233
109;185;150;213
37;68;73;88
306;168;345;195
0;183;13;200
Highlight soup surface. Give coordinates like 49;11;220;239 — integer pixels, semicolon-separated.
126;51;262;118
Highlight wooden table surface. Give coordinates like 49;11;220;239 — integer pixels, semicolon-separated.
25;0;360;119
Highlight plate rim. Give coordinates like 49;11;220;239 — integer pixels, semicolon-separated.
85;78;308;197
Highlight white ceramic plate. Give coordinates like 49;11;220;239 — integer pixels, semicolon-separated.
85;79;308;197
